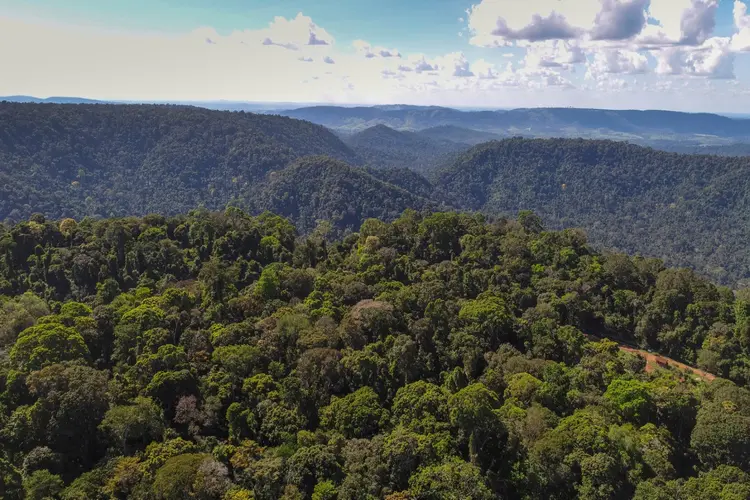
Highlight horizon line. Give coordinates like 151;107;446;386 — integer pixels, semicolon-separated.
2;95;750;117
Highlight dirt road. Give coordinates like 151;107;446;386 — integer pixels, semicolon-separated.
618;345;716;382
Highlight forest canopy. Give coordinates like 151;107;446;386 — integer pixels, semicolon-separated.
3;103;750;286
0;208;749;499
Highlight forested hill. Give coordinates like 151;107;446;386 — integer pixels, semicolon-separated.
434;138;750;285
7;103;750;284
245;156;438;232
1;209;750;499
281;105;750;141
342;124;464;172
0;103;357;221
415;125;504;145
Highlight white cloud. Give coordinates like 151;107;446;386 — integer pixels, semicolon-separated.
637;0;718;47
406;54;439;73
654;37;734;79
473;59;500;79
435;52;475;77
254;12;334;50
586;49;649;78
1;5;747;108
731;1;750;51
463;0;737;92
468;0;719;48
591;0;650;41
523;40;586;69
352;39;401;58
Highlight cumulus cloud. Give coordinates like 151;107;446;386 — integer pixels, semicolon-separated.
523;40;586;69
2;4;745;107
406;55;439;73
731;1;750;51
463;0;741;90
633;0;718;47
468;0;638;46
654;37;734;79
254;12;334;50
436;52;475;77
491;12;582;43
468;0;719;48
590;0;649;41
586;49;648;79
353;39;401;59
473;59;500;79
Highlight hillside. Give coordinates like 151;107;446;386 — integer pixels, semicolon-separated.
281;105;750;142
6;104;750;284
416;125;505;145
247;156;438;232
648;141;750;156
364;166;436;199
343;124;464;172
435;138;750;284
1;209;750;499
0;103;357;221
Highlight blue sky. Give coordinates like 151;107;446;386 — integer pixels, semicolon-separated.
2;0;750;112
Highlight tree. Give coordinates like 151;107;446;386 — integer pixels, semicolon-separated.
0;458;23;500
408;458;494;500
23;470;64;500
604;378;654;424
691;401;750;470
152;453;211;500
10;323;89;371
285;445;342;496
320;387;389;439
100;397;165;454
392;381;450;434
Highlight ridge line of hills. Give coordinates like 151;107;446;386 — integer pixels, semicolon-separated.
2;102;750;285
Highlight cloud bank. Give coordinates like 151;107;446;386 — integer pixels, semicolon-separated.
2;2;750;110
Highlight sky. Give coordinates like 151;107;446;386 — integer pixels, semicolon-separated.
3;0;750;112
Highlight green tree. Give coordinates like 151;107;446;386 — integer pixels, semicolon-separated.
10;323;89;371
320;386;389;439
408;458;494;500
100;397;165;454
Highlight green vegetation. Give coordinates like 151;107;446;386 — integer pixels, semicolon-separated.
0;208;749;499
343;124;463;173
246;157;437;233
0;103;356;222
435;138;750;285
4;102;750;285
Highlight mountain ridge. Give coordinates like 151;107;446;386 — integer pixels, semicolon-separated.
4;102;750;284
280;105;750;142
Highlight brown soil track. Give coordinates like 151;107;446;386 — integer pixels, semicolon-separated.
618;345;716;381
584;334;716;382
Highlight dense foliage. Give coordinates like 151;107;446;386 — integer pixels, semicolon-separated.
245;157;437;233
435;138;750;285
1;209;750;499
414;126;504;146
648;141;750;157
0;103;356;221
5;103;750;286
342;125;463;173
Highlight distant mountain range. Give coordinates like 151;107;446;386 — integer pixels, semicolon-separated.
279;105;750;144
4;102;750;284
8;95;750;145
1;96;106;104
